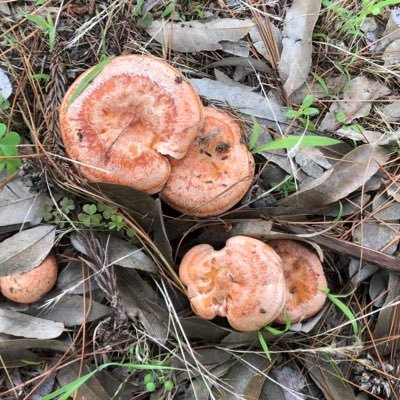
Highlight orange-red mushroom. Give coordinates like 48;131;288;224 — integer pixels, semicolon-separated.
0;255;58;304
268;240;327;324
161;107;255;216
60;54;203;194
179;236;286;332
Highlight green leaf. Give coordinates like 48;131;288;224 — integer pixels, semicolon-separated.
22;13;50;29
67;57;113;109
285;109;299;118
139;12;153;28
132;0;145;16
5;158;21;174
336;111;347;123
248;116;261;150
0;124;6;138
35;0;48;5
31;73;50;81
257;331;271;361
162;2;174;18
301;94;314;109
82;204;97;215
0;131;21;147
302;107;319;116
252;135;341;154
310;72;331;96
320;287;359;336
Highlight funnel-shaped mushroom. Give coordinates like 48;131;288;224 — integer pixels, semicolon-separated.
268;240;327;324
161;107;255;216
60;55;203;194
179;236;286;332
0;255;58;303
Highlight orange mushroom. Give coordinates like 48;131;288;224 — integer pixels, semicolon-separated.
0;255;58;304
268;240;327;324
161;107;255;216
60;54;203;194
179;236;286;332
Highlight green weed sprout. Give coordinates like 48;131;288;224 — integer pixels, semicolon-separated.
22;13;56;51
286;94;320;131
0;123;21;173
42;362;181;400
320;287;359;337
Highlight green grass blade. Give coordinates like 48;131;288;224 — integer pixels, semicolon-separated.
252;135;340;154
320;288;359;336
67;57;113;109
22;13;50;29
248;116;261;150
41;370;97;400
258;331;271;361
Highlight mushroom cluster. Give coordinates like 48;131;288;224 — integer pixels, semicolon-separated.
0;255;58;304
180;238;327;332
60;55;254;216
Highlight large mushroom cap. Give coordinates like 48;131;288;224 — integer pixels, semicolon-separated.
0;255;58;304
161;107;255;216
268;240;327;324
60;54;203;194
179;236;286;332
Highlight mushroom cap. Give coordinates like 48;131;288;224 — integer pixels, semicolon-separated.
60;54;203;194
0;255;58;304
161;107;255;216
179;236;286;332
268;240;327;324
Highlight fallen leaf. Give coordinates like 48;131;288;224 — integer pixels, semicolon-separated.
0;308;64;339
71;233;158;274
372;192;400;221
0;176;52;233
116;268;169;343
379;102;400;122
214;69;256;92
280;144;389;208
319;76;391;131
249;25;282;64
291;75;347;104
0;224;55;276
369;269;389;307
377;8;400;51
146;18;255;52
270;362;307;400
57;362;112;400
216;353;272;399
220;41;250;57
304;354;357;400
278;0;321;97
382;38;400;66
56;261;98;294
0;67;12;99
372;272;400;355
295;148;332;179
27;295;112;327
179;316;230;342
190;78;287;126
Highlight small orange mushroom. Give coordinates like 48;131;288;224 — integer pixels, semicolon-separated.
161;107;255;216
179;236;286;332
0;255;58;304
268;240;327;324
60;54;203;194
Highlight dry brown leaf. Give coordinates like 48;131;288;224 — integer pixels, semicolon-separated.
319;76;391;131
0;308;64;339
280;144;389;208
278;0;321;98
146;19;255;52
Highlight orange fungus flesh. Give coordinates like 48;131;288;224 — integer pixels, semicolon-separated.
0;255;58;304
268;240;327;324
179;236;286;332
161;107;255;216
60;55;203;194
